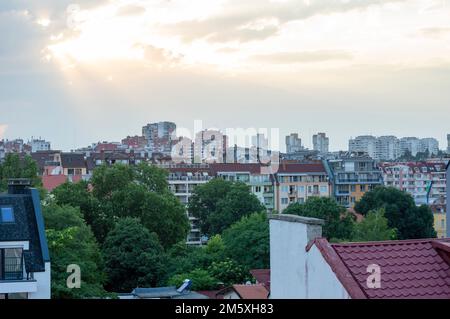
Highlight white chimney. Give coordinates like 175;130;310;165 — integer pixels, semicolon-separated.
269;214;324;299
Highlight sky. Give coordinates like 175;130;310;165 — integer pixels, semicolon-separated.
0;0;449;152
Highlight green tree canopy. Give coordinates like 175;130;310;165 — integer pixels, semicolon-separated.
354;187;436;239
43;203;108;299
167;269;218;291
207;258;249;287
102;218;167;292
352;209;397;242
283;197;355;241
0;153;41;192
52;163;189;248
188;178;265;236
222;212;270;270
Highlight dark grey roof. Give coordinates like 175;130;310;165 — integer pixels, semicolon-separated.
0;186;50;273
61;153;86;168
131;287;209;299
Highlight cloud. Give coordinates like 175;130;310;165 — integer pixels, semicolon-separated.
417;27;450;39
250;50;353;64
161;0;404;43
115;4;146;17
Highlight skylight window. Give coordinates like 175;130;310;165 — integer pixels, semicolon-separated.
0;207;15;223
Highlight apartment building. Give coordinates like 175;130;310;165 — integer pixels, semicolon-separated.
0;179;51;299
447;134;450;154
285;134;304;153
274;162;331;212
194;130;227;164
28;139;51;153
349;135;440;160
380;162;447;206
161;164;213;245
312;133;329;154
210;163;275;211
142;121;176;156
326;154;383;208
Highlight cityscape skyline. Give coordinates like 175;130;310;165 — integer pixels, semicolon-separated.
1;1;450;153
1;121;449;155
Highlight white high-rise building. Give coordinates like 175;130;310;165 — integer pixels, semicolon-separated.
400;137;421;156
348;135;377;158
419;138;439;155
375;136;400;161
313;133;329;154
286;133;304;153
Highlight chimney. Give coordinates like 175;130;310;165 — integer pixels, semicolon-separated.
269;214;324;299
8;178;32;194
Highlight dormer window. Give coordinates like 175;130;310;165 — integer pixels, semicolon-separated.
0;207;14;223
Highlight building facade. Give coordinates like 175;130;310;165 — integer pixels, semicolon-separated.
274;162;331;212
142;121;177;156
162;164;213;245
380;161;447;206
285;133;303;153
0;180;51;299
326;155;383;208
313;133;329;154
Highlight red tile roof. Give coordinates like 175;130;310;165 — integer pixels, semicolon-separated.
277;162;326;174
42;175;68;191
209;163;263;175
250;269;270;291
313;238;450;299
217;284;269;299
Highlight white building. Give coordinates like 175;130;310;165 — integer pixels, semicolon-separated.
400;137;421;157
29;138;51;153
285;133;304;153
374;136;399;160
162;164;212;245
313;133;329;154
419;138;439;155
0;180;51;299
348;135;377;158
269;214;450;299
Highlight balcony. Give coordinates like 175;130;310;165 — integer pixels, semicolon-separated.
0;255;37;294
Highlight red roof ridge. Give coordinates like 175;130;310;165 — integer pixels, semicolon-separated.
312;238;368;299
330;237;450;247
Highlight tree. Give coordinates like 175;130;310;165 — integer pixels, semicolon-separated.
283;197;355;241
0;153;41;192
165;235;226;280
102;218;167;292
52;181;112;243
188;178;265;236
354;187;436;239
43;203;108;299
352;209;397;242
207;258;249;287
167;269;218;291
222;213;270;270
53;164;190;248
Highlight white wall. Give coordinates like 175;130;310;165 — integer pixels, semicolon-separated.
269;216;349;299
30;262;51;299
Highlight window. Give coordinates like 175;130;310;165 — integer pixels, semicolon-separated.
360;185;366;192
0;248;23;280
320;186;328;194
281;186;289;193
281;198;288;205
350;185;356;192
0;207;14;223
297;186;305;194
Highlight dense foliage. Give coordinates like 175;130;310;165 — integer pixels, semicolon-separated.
102;218;167;292
354;187;436;239
283;197;355;241
188;178;265;236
